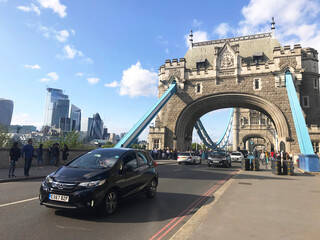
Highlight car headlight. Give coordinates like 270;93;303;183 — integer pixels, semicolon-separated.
45;175;53;184
222;157;226;160
78;180;106;188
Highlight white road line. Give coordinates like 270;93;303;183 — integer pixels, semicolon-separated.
0;197;38;208
173;169;182;171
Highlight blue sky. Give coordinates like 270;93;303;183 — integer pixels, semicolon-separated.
1;0;320;142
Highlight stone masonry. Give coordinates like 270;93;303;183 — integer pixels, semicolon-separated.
148;26;320;156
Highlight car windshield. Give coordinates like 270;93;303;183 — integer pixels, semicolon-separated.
232;152;241;156
68;150;121;169
209;151;226;157
179;152;191;156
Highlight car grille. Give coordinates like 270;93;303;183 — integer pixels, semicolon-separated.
51;181;77;191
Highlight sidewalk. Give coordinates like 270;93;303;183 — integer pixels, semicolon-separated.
0;159;175;183
172;167;320;240
0;165;58;183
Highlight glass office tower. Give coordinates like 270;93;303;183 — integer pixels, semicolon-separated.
70;104;81;131
0;98;14;126
88;113;104;139
44;88;70;128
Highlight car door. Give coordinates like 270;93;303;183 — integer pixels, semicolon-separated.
135;151;152;192
115;151;139;198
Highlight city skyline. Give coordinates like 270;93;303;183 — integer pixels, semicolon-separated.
1;0;320;141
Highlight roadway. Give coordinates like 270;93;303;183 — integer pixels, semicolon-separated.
0;161;240;240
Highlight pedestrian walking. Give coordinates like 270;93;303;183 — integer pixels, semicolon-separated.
62;144;69;165
21;138;34;177
36;144;43;169
9;141;21;178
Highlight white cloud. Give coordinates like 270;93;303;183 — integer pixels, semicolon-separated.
25;64;41;69
11;113;42;130
37;0;67;18
62;45;79;59
85;58;94;64
56;30;69;42
17;3;41;15
119;61;158;97
193;19;202;28
214;23;234;39
87;77;100;85
47;72;59;81
104;81;119;88
75;72;84;77
39;72;59;82
185;30;209;48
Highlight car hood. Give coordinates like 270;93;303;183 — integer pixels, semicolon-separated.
52;166;109;182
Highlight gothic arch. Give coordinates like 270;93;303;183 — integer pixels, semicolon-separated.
175;92;290;150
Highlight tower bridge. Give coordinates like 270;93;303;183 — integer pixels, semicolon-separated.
148;24;320;160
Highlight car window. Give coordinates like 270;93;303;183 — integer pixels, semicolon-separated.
232;153;241;156
137;152;148;166
123;152;137;169
141;151;153;163
68;150;119;169
179;152;191;156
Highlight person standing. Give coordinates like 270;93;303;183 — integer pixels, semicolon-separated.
62;144;69;165
53;143;60;167
36;144;44;169
9;142;21;178
21;139;34;177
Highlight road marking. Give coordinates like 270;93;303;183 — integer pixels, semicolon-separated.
57;225;90;231
173;169;182;172
149;170;238;240
0;197;38;208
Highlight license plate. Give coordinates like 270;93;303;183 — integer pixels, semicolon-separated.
212;160;220;163
49;194;69;202
180;157;186;159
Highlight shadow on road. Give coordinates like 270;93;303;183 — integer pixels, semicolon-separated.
54;191;213;223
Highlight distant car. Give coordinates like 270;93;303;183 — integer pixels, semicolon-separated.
39;148;158;215
230;152;244;162
207;151;231;168
177;152;201;164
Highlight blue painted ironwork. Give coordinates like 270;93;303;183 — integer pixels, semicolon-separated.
285;71;319;172
195;108;234;150
285;71;314;154
194;120;216;148
115;81;177;148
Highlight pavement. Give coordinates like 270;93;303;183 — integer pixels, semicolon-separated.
1;161;320;240
171;165;320;240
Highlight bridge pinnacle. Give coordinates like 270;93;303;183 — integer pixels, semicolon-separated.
189;30;193;49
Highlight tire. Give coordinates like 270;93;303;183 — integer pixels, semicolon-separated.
199;159;202;164
146;178;157;199
207;163;211;167
102;189;118;215
193;160;195;165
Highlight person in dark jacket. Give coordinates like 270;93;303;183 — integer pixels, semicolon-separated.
53;143;60;167
36;144;43;169
21;138;34;177
9;141;21;178
62;144;69;164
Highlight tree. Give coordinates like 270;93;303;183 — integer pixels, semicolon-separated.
0;124;12;147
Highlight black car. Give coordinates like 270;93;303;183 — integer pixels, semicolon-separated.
39;148;158;215
207;151;231;168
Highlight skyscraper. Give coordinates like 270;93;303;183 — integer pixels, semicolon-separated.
0;98;13;126
44;88;70;128
70;104;81;131
88;113;104;139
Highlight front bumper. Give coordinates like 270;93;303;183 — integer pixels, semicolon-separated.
208;159;226;166
39;182;106;210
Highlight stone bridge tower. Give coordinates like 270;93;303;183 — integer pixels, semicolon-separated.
148;26;320;155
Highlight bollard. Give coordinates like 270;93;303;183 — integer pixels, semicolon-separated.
252;158;260;171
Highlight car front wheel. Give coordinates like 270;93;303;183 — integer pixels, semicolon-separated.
146;178;157;199
103;189;118;215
